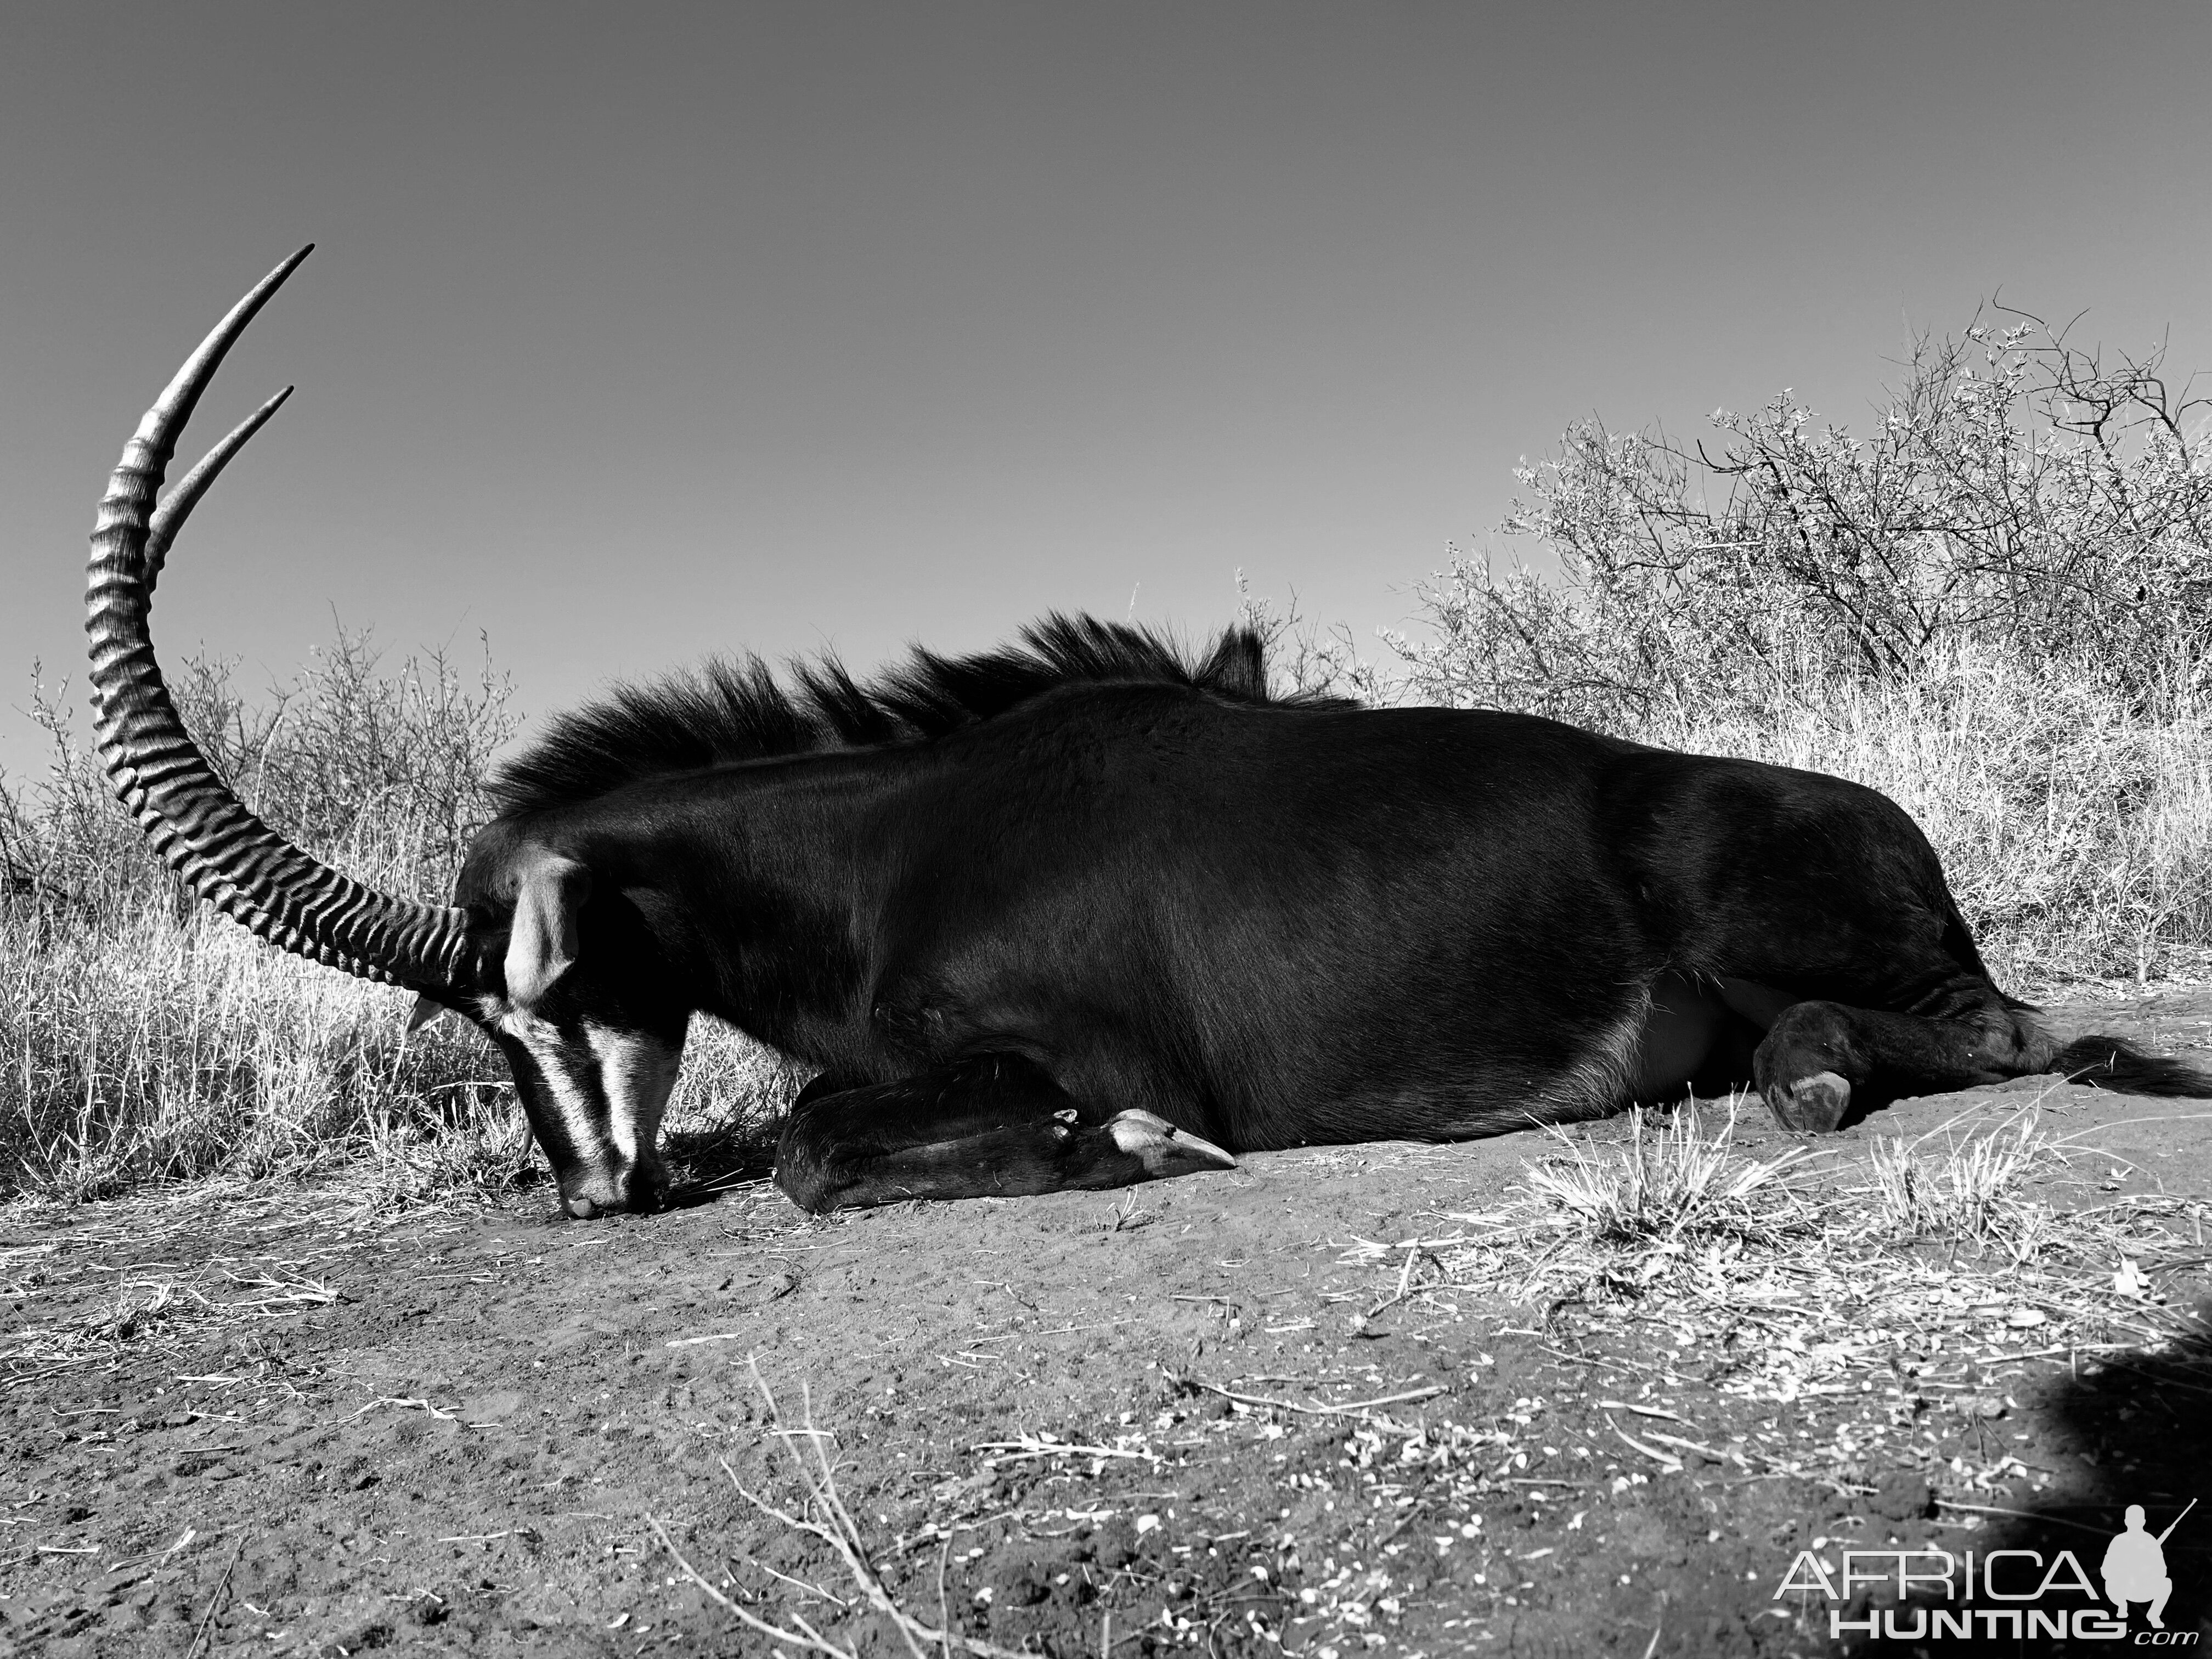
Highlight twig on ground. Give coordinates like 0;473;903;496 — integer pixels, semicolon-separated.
183;1533;246;1659
727;1356;1030;1659
1932;1500;2115;1539
646;1512;857;1659
1596;1400;1694;1425
748;1555;852;1607
108;1527;198;1574
1607;1418;1685;1473
971;1434;1158;1468
1640;1429;1730;1462
936;1529;955;1659
1361;1242;1430;1322
1179;1378;1447;1418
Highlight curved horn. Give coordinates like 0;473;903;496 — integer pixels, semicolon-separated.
86;247;478;994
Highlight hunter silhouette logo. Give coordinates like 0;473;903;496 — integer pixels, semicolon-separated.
2105;1500;2194;1630
1774;1497;2202;1642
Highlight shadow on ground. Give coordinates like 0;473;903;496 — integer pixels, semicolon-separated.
660;1119;781;1208
1838;1330;2212;1656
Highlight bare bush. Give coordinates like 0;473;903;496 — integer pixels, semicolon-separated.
1234;575;1392;704
1387;309;2212;985
2;627;514;922
1397;313;2212;730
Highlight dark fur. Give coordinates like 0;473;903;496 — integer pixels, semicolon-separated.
492;614;1328;819
120;257;2202;1222
456;614;2212;1214
2049;1037;2211;1096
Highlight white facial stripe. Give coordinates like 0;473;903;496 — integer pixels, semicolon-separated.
495;1005;684;1202
542;1048;612;1164
585;1024;682;1165
499;1006;613;1169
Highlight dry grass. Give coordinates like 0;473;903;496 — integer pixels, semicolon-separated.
1636;650;2212;990
1389;313;2212;989
1;631;803;1204
0;1183;390;1393
0;906;798;1205
1342;1096;2212;1503
1867;1110;2064;1252
3;906;510;1201
1280;610;2212;988
10;433;2209;1212
1519;1101;1814;1245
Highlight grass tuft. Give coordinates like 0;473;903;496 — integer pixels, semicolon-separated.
0;628;800;1204
1868;1108;2064;1256
1522;1101;1812;1246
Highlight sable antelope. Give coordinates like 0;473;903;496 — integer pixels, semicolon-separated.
88;249;2212;1219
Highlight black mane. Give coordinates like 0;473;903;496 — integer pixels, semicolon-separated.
490;613;1323;816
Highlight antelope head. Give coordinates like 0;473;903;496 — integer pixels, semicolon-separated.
87;248;679;1218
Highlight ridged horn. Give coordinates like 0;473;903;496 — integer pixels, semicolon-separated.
86;246;478;994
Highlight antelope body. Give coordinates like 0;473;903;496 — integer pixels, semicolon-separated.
87;251;2212;1219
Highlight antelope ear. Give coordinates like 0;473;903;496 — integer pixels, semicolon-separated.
505;851;593;1009
404;995;450;1035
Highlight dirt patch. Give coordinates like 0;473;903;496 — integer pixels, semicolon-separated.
7;993;2212;1656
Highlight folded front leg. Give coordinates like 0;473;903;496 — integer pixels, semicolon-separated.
773;1054;1237;1214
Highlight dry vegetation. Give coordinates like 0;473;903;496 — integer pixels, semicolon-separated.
0;631;798;1204
7;303;2211;1207
1409;1093;2211;1412
1267;309;2212;988
1295;1094;2212;1651
642;1099;2212;1654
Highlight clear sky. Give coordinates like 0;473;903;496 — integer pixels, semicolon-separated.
5;2;2209;785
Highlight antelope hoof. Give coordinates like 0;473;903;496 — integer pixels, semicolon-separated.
1105;1110;1239;1178
1765;1070;1851;1133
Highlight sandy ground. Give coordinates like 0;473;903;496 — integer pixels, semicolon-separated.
7;990;2212;1657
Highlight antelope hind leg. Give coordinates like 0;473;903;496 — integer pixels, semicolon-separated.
1752;996;2028;1133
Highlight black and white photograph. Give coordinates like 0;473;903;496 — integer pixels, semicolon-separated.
5;4;2212;1653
